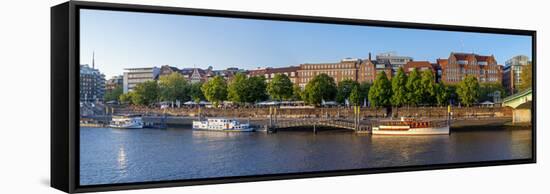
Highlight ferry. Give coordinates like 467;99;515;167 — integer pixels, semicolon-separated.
372;117;450;135
109;115;144;129
192;118;254;132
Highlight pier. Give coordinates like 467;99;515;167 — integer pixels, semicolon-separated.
264;106;371;134
265;118;371;133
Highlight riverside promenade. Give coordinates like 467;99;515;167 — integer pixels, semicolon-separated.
81;106;516;133
108;106;513;119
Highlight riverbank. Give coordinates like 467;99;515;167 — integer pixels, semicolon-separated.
80;115;530;133
450;118;530;131
103;106;513;120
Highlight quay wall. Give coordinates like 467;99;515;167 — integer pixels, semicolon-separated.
116;106;512;119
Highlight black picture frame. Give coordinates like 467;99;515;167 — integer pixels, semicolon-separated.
51;1;536;193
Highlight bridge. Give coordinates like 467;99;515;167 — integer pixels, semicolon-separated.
265;118;371;133
502;88;532;124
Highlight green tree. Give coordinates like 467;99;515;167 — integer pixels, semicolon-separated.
434;83;450;106
405;69;422;106
419;70;436;105
336;79;360;104
390;68;408;107
227;73;248;104
158;72;189;103
479;83;505;102
303;74;337;106
358;82;371;106
267;74;294;101
349;85;361;106
519;62;532;91
368;71;392;108
201;76;228;107
131;80;159;106
228;74;268;104
104;85;123;102
119;92;133;104
292;85;303;101
189;82;205;103
245;76;269;103
456;75;480;106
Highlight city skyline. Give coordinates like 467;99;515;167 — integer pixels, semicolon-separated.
80;9;532;78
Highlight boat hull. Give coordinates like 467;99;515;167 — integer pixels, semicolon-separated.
372;126;450;135
192;119;254;132
109;123;144;129
192;127;255;132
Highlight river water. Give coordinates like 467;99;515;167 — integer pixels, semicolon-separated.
79;126;532;186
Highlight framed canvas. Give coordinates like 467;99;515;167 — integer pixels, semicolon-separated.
51;1;536;193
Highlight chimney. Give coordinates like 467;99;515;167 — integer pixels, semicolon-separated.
368;52;372;61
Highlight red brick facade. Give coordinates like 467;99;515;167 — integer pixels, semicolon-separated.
439;53;502;84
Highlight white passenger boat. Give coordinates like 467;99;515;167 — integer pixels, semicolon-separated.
372;117;450;135
192;118;254;132
109;115;144;129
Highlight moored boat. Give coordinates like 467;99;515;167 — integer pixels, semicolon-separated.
109;115;144;129
372;117;450;135
192;118;254;132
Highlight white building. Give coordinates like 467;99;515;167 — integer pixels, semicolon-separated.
123;67;160;93
375;52;413;74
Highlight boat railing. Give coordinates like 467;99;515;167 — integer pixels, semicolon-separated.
376;119;449;128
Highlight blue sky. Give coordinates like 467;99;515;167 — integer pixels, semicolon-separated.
80;9;532;78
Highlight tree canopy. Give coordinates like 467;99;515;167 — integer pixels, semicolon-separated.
292;85;303;101
227;73;248;103
158;72;189;102
245;76;269;103
303;74;337;106
434;83;450;106
201;76;228;106
104;85;123;102
456;75;480;106
405;69;422;106
519;63;532;91
368;71;392;108
479;83;505;102
349;85;361;106
130;80;159;106
189;82;205;103
419;70;436;104
336;79;360;104
390;68;408;107
267;74;294;101
228;73;268;104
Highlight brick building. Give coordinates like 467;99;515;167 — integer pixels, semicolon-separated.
105;75;123;93
248;66;299;84
438;52;502;84
297;56;393;88
298;58;361;88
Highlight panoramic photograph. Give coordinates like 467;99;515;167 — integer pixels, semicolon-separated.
78;9;533;186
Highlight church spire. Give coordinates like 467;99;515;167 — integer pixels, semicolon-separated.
92;51;95;69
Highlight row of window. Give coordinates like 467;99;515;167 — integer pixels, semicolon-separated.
127;73;154;79
303;64;355;70
456;60;492;66
446;68;499;75
300;70;355;77
264;72;296;79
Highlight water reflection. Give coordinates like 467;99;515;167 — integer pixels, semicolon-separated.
117;146;127;173
80;127;532;186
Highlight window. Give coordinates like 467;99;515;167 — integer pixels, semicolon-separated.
458;60;468;65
